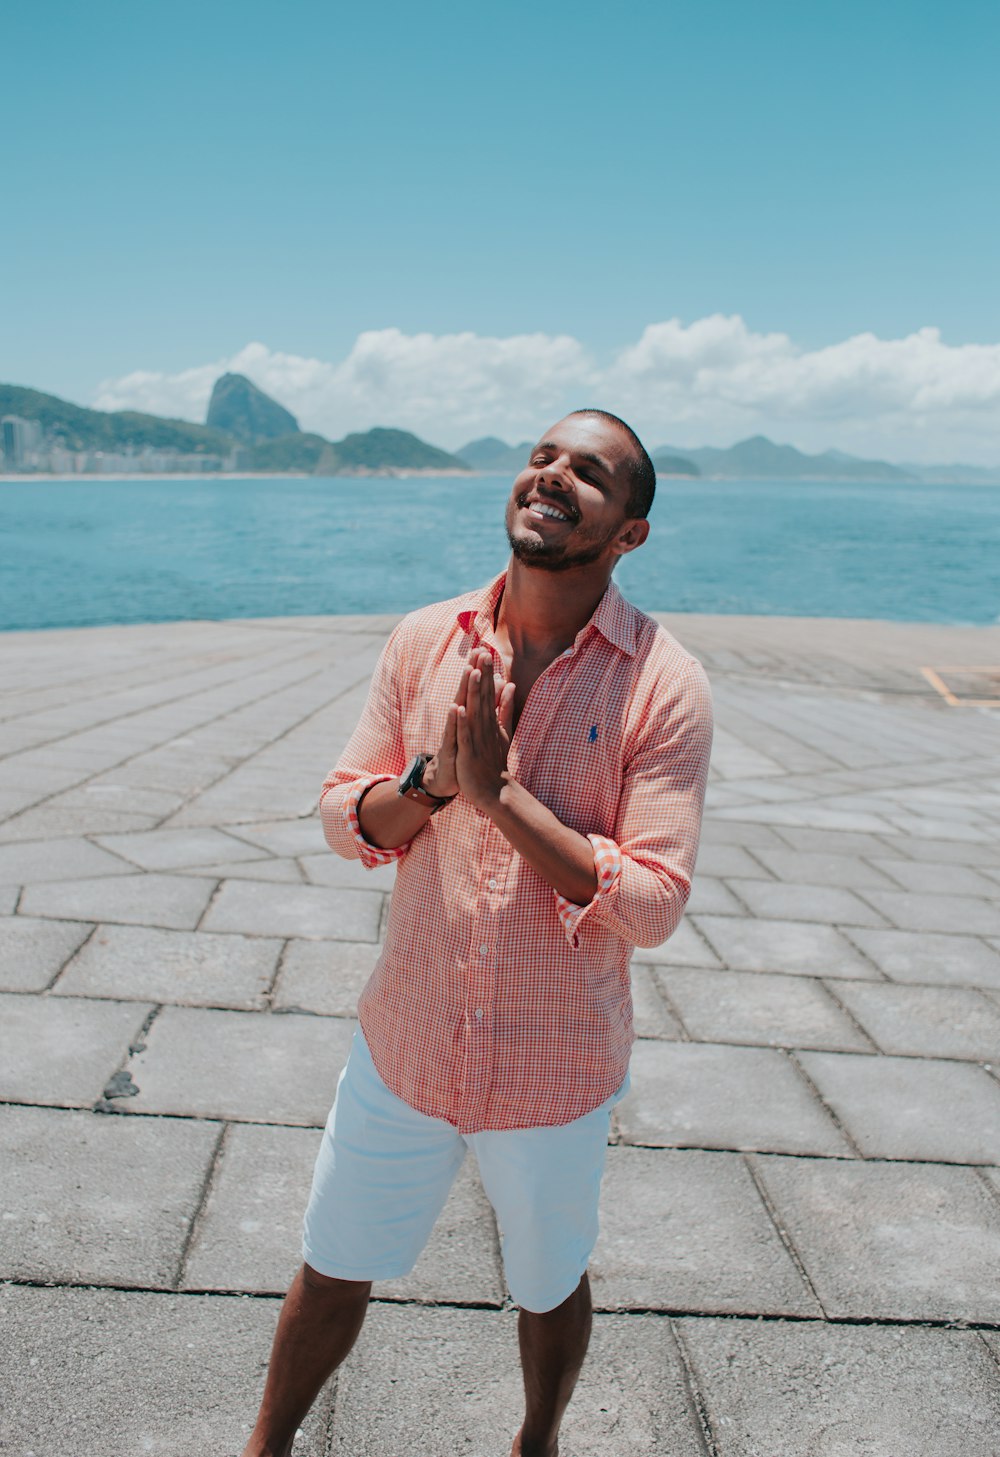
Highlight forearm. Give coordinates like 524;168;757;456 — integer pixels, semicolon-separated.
485;776;598;905
357;777;435;849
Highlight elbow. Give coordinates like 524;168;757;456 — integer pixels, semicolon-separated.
629;873;691;949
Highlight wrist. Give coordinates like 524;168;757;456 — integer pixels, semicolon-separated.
422;753;457;801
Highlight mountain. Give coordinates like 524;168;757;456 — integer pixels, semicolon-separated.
206;373;299;443
653;435;913;481
456;437;533;473
0;379;470;475
0;383;232;455
650;450;700;477
331;427;466;472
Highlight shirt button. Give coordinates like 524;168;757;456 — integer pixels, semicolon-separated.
475;1008;484;1020
487;878;498;890
479;944;489;956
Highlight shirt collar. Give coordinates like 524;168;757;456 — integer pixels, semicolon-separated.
457;571;637;658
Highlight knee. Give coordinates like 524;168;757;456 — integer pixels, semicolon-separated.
301;1263;372;1303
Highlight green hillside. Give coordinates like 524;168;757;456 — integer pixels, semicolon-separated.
0;384;232;455
333;427;467;472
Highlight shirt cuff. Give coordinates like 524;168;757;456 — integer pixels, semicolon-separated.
329;774;411;868
554;834;623;948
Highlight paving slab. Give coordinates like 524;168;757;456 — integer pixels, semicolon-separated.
771;825;902;857
329;1303;705;1457
617;1040;850;1156
93;825;271;870
591;1147;817;1315
748;846;900;889
678;1317;1000;1457
0;884;19;914
831;980;1000;1060
0;915;93;992
272;938;381;1016
726;878;890;927
799;1050;1000;1163
751;1152;1000;1322
182;1122;504;1305
875;832;1000;865
657;967;872;1051
628;964;683;1039
224;816;330;857
694;913;879;979
0;1103;220;1287
0;1283;332;1457
0;992;152;1107
692;841;772;878
0;835;136;884
685;876;745;916
18;871;216;930
201;877;383;941
124;1004;355;1124
176;855;304;882
844;926;1000;990
871;856;1000;896
299;851;397;891
861;888;1000;936
630;916;721;968
53;923;282;1009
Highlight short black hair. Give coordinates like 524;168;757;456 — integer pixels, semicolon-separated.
568;409;656;519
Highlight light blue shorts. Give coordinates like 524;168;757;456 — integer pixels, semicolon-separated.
302;1029;628;1314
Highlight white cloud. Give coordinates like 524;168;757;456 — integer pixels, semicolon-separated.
94;317;1000;463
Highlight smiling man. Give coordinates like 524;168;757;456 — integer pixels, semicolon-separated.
242;409;713;1457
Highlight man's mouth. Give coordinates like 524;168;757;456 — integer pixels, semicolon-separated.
519;494;576;524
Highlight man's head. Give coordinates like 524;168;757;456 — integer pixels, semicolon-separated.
505;410;655;575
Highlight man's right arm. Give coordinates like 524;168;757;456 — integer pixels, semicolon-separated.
320;629;469;859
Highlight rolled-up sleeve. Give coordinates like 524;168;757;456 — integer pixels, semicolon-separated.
559;659;713;949
319;625;413;865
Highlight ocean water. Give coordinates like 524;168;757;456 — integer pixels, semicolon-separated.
1;474;998;631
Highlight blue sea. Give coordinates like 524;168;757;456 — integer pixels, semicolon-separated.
1;474;998;631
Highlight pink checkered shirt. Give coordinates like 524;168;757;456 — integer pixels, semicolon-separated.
320;572;713;1132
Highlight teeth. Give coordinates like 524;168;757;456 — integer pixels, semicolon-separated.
533;503;569;521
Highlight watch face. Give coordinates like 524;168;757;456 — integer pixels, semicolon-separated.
400;754;428;794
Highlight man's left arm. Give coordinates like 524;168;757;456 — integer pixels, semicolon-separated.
458;651;714;948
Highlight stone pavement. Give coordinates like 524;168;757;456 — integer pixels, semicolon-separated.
1;609;1000;1455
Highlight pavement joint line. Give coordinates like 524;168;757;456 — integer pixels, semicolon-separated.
647;971;693;1041
973;1169;1000;1218
193;876;226;932
742;1153;828;1318
670;1321;721;1457
173;1120;229;1290
6;1275;1000;1332
786;1050;865;1158
11;1095;1000;1172
979;1331;1000;1377
263;937;295;1008
815;981;882;1053
43;921;100;993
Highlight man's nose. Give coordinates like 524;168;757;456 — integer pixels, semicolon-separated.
537;455;572;489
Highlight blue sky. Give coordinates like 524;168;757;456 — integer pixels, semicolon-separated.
5;0;1000;459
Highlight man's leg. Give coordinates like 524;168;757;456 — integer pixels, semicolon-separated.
242;1263;371;1457
511;1272;593;1457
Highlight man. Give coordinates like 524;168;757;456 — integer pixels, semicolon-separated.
243;409;713;1457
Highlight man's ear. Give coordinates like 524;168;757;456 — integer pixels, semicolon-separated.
613;518;650;557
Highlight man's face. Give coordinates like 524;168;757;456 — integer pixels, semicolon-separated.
505;415;645;573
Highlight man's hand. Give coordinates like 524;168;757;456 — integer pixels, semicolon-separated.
455;648;516;811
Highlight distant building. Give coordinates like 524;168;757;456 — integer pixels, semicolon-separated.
2;416;41;469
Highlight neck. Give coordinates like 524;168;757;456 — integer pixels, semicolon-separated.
496;556;613;656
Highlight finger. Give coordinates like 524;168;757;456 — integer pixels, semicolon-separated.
493;672;505;709
454;664;472;708
440;704;458;759
497;681;516;739
456;703;471;748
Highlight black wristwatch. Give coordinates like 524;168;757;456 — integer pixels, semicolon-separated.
397;753;455;813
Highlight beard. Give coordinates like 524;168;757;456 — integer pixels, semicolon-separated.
505;496;619;574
